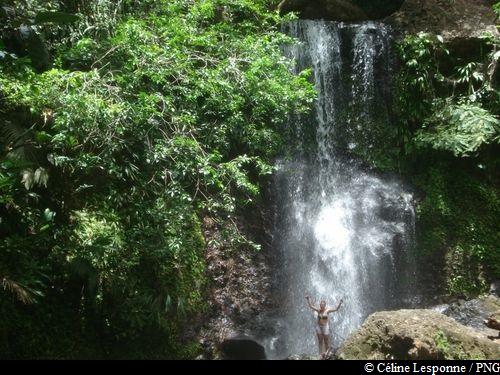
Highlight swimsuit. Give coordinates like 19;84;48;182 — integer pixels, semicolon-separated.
316;311;329;335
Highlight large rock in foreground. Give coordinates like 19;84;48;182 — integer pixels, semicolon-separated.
338;309;500;360
219;335;266;360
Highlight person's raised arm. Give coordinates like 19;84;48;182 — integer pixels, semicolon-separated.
328;298;344;313
305;295;319;312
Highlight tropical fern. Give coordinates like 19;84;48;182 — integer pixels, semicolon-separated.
0;119;35;161
416;101;500;157
1;276;42;304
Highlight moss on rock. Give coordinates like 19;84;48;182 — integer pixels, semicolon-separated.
338;309;500;359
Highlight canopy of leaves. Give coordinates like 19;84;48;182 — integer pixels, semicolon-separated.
0;0;314;358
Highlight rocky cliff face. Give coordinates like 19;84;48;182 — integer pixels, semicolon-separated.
386;0;498;41
278;0;368;21
337;308;500;360
278;0;499;42
278;0;407;20
195;208;274;359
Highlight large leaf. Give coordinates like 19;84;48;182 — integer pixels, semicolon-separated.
34;11;79;25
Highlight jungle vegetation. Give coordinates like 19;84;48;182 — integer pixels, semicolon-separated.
0;0;498;358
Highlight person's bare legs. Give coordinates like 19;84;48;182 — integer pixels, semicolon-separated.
323;335;330;356
316;333;324;355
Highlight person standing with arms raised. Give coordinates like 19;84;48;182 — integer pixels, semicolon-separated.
305;295;344;357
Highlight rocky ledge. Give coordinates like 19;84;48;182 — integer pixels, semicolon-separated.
386;0;499;42
440;295;500;338
278;0;368;22
278;0;499;42
337;308;500;360
195;209;274;359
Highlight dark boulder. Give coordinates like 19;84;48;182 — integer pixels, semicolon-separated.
219;335;267;360
277;0;406;21
278;0;368;22
352;0;405;19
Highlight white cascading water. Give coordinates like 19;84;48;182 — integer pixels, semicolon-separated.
261;20;417;358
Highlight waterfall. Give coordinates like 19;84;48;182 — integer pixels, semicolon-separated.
262;20;417;359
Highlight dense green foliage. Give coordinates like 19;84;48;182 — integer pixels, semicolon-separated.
397;31;500;157
0;0;314;358
394;23;500;297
